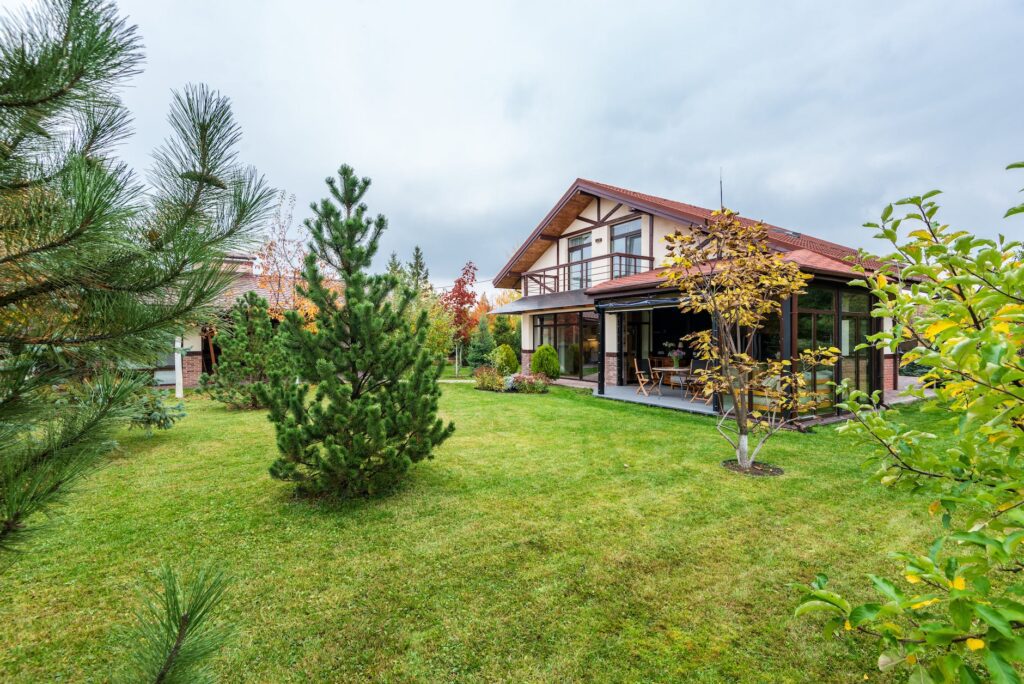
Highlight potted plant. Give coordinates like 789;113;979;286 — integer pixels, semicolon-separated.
662;342;686;368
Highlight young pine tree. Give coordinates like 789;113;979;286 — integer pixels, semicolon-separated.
199;292;287;410
406;245;430;292
466;316;495;368
0;0;272;553
259;166;454;497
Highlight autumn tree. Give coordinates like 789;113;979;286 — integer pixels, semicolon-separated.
439;261;478;375
0;0;272;552
256;190;319;321
492;289;522;350
796;172;1024;681
664;210;838;470
259;165;453;497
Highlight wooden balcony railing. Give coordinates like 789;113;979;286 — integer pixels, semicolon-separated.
522;252;654;296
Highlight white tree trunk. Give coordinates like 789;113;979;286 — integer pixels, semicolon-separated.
736;433;751;469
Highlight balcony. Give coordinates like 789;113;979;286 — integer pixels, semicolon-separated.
522;252;654;296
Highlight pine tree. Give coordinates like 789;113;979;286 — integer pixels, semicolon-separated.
0;0;273;553
259;165;454;497
199;292;286;410
406;245;430;292
467;317;495;368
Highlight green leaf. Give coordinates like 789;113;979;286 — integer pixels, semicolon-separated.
984;649;1022;684
1005;205;1024;219
849;603;881;626
976;603;1015;638
870;575;904;603
794;600;845;617
1006;161;1024;170
950;599;974;631
991;636;1024;663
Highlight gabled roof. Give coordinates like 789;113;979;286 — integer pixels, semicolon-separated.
493;178;875;289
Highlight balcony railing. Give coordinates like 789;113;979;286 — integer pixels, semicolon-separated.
522;252;654;296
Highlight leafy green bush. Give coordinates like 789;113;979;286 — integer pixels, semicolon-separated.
129;383;186;437
473;365;505;392
467;317;495;368
530;344;560;380
490;344;520;376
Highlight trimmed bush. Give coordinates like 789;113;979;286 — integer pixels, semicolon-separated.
490;344;520;376
530;344;560;380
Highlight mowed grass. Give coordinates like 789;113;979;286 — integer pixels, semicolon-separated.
0;385;949;682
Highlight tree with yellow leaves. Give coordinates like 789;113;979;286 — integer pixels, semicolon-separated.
664;209;838;471
256;191;320;322
796;166;1024;682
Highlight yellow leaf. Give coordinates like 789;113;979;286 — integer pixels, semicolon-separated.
998;499;1018;512
911;598;939;610
993;321;1011;335
966;638;985;651
906;654;917;665
876;274;888;287
844;619;852;631
906;574;922;584
952;576;966;591
928;500;941;516
924;320;957;339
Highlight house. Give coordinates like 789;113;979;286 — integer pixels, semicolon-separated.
156;252;273;395
491;178;898;415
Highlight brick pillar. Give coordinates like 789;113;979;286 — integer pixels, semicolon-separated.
183;352;204;388
521;350;532;374
883;353;898;390
604;352;619;387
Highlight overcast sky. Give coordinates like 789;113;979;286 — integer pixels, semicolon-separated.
9;0;1024;290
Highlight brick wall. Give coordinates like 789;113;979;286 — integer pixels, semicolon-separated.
521;350;532;374
883;353;898;391
183;352;204;388
604;352;619;387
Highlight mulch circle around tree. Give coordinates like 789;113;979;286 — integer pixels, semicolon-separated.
720;459;784;477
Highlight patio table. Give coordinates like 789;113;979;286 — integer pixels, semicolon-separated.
653;366;690;396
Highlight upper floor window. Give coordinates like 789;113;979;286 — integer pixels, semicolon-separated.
611;219;643;277
567;233;592;290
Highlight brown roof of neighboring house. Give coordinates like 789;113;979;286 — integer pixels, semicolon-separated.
493;178;878;289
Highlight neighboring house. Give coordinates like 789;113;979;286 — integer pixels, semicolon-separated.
156;252;272;393
492;178;899;415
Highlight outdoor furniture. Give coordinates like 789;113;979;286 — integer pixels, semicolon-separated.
653;365;690;397
685;359;714;405
633;358;660;397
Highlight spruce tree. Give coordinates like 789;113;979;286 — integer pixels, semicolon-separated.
406;245;430;292
0;0;273;552
491;314;517;350
259;165;454;497
385;251;404;279
199;292;286;410
466;317;495;368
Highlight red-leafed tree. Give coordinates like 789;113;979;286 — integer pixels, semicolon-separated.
439;261;478;375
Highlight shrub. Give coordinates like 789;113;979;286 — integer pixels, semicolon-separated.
490;344;520;375
473;365;504;392
129;383;186;437
530;344;560;379
511;373;550;394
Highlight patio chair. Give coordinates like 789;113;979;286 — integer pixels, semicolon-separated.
633;358;660;397
685;359;714;405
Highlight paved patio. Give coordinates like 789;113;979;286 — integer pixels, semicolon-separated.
594;384;717;415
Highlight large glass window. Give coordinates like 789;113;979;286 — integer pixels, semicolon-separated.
567;234;591;290
531;311;599;381
611;219;643;278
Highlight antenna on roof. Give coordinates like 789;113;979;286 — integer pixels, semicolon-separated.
719;167;724;210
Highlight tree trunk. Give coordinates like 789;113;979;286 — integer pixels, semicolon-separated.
736;432;751;469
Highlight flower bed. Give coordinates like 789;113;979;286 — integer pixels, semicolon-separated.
473;366;550;394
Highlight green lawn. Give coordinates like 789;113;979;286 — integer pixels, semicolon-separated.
0;385;947;682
